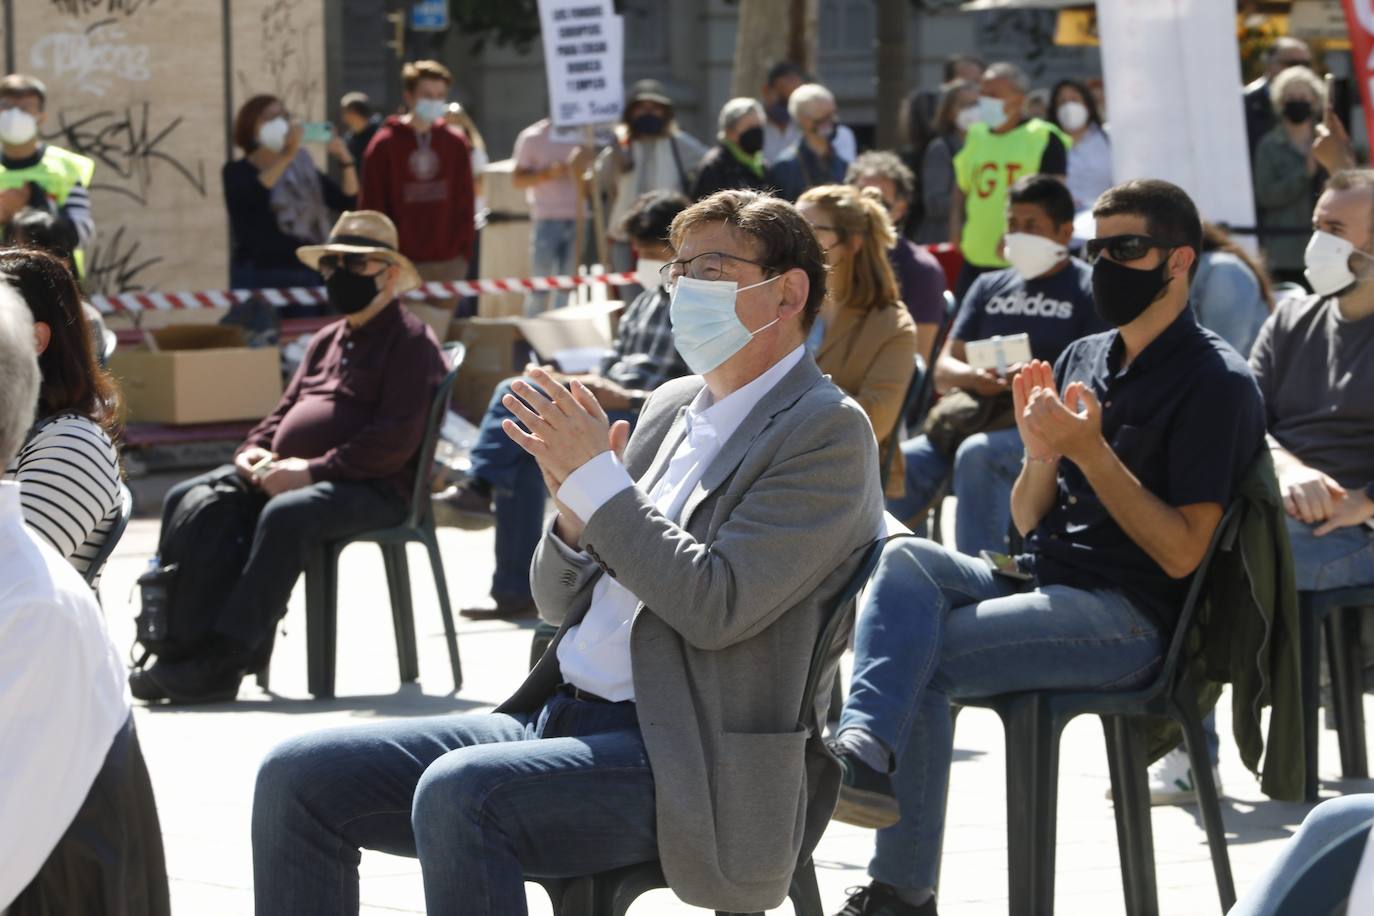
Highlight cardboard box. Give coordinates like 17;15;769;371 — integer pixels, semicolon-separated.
109;325;282;425
451;317;527;421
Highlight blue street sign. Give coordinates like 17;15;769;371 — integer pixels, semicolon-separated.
410;0;449;32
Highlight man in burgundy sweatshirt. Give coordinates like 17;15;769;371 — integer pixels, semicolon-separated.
359;59;475;305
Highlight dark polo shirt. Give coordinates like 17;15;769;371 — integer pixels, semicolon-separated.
1025;308;1265;626
238;301;447;498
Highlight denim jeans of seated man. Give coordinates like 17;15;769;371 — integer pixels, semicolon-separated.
251;695;656;916
838;537;1165;893
467;377;638;599
525;219;578;315
885;427;1025;556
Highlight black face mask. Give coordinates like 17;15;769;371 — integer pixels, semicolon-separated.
629;114;665;137
736;126;764;154
326;268;381;314
1282;100;1314;124
1090;254;1172;327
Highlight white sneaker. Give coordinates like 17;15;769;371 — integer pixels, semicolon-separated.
1147;747;1222;806
1102;747;1223;805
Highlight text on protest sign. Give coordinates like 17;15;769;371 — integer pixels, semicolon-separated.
537;0;624;128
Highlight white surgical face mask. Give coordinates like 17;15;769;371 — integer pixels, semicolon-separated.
414;98;447;124
1056;100;1089;132
635;258;667;292
0;108;38;146
1304;230;1374;297
669;274;783;376
955;106;982;132
1003;232;1067;280
977;95;1009;131
257;116;289;153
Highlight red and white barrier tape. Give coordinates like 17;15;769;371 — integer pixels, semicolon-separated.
89;271;640;314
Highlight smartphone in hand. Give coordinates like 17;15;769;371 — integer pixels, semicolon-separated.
301;121;333;144
981;549;1033;581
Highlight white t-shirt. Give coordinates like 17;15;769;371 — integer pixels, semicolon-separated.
0;481;130;909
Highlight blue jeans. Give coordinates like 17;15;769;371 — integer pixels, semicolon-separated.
1287;515;1374;592
839;537;1165;891
468;378;636;599
885;429;1023;555
525;219;577;315
1227;794;1374;916
251;694;656;915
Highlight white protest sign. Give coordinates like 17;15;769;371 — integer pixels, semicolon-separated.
537;0;624;128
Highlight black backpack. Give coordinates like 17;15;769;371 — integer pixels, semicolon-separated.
133;474;262;665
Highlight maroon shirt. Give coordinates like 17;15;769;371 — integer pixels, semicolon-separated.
238;302;447;498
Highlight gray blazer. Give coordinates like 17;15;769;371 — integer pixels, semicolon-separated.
498;355;884;911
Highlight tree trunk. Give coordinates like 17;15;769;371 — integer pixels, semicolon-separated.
874;0;907;150
731;0;818;99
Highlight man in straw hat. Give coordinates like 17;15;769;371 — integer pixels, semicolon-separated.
129;211;447;705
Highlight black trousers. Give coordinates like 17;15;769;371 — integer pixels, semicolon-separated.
11;715;170;916
161;466;406;650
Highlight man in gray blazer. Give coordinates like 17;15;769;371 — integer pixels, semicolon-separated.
249;190;885;915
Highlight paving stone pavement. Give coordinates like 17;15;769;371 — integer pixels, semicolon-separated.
96;517;1373;915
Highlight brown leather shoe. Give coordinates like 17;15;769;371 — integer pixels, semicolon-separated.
460;593;537;620
433;479;494;530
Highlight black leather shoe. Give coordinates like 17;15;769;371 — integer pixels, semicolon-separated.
460;593;537;621
128;666;168;702
834;882;935;916
135;642;254;705
829;739;901;829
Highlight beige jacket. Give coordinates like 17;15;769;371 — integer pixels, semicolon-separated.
499;355;883;911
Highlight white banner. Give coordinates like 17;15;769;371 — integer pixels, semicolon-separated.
1095;0;1257;245
537;0;624;129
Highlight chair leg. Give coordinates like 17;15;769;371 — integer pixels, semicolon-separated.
1001;695;1063;916
789;857;823;916
1173;691;1236;913
1326;606;1370;780
424;530;463;693
1102;716;1159;916
305;545;339;699
828;671;845;725
1300;597;1322;801
382;544;419;683
552;875;594;916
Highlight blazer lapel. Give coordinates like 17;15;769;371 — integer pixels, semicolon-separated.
638;405;690;492
815;304;862;362
679;356;824;529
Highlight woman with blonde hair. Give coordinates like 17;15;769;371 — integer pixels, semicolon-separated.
797;184;918;498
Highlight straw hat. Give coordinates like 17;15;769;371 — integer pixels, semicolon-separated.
297;210;422;293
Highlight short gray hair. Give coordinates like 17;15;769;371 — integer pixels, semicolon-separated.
1270;65;1325;114
787;83;835;123
0;284;39;467
718;97;764;135
846;151;916;203
984;61;1028;93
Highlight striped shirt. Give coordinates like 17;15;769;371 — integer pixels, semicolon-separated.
3;413;120;578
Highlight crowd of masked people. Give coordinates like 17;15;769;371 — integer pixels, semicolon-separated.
3;44;1374;916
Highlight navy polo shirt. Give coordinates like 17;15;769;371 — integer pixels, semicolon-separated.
1025;308;1265;626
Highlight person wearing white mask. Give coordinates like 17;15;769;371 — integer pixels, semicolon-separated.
888;175;1105;556
436;191;692;621
1050;78;1113;213
950;62;1070;302
250;188;882;915
915;78;980;245
359;60;475;309
0;74;96;260
1251;169;1374;629
223;93;357;296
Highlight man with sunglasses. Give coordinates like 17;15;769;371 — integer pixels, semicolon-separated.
248;190;884;915
828;179;1265;916
129;211;448;704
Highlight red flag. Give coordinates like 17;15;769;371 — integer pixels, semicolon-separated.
1343;0;1374;144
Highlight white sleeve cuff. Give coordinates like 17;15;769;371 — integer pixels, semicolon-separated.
557;451;633;523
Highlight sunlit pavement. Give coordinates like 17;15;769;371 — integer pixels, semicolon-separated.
98;515;1372;915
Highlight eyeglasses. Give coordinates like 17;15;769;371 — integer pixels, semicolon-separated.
660;251;774;287
1084;234;1174;264
318;253;382;275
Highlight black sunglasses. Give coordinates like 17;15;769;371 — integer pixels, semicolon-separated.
1084;234;1174;264
317;253;380;275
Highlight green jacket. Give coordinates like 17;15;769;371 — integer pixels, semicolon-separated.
1144;454;1305;801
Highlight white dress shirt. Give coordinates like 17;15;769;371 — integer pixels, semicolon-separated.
554;346;806;701
0;481;130;909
